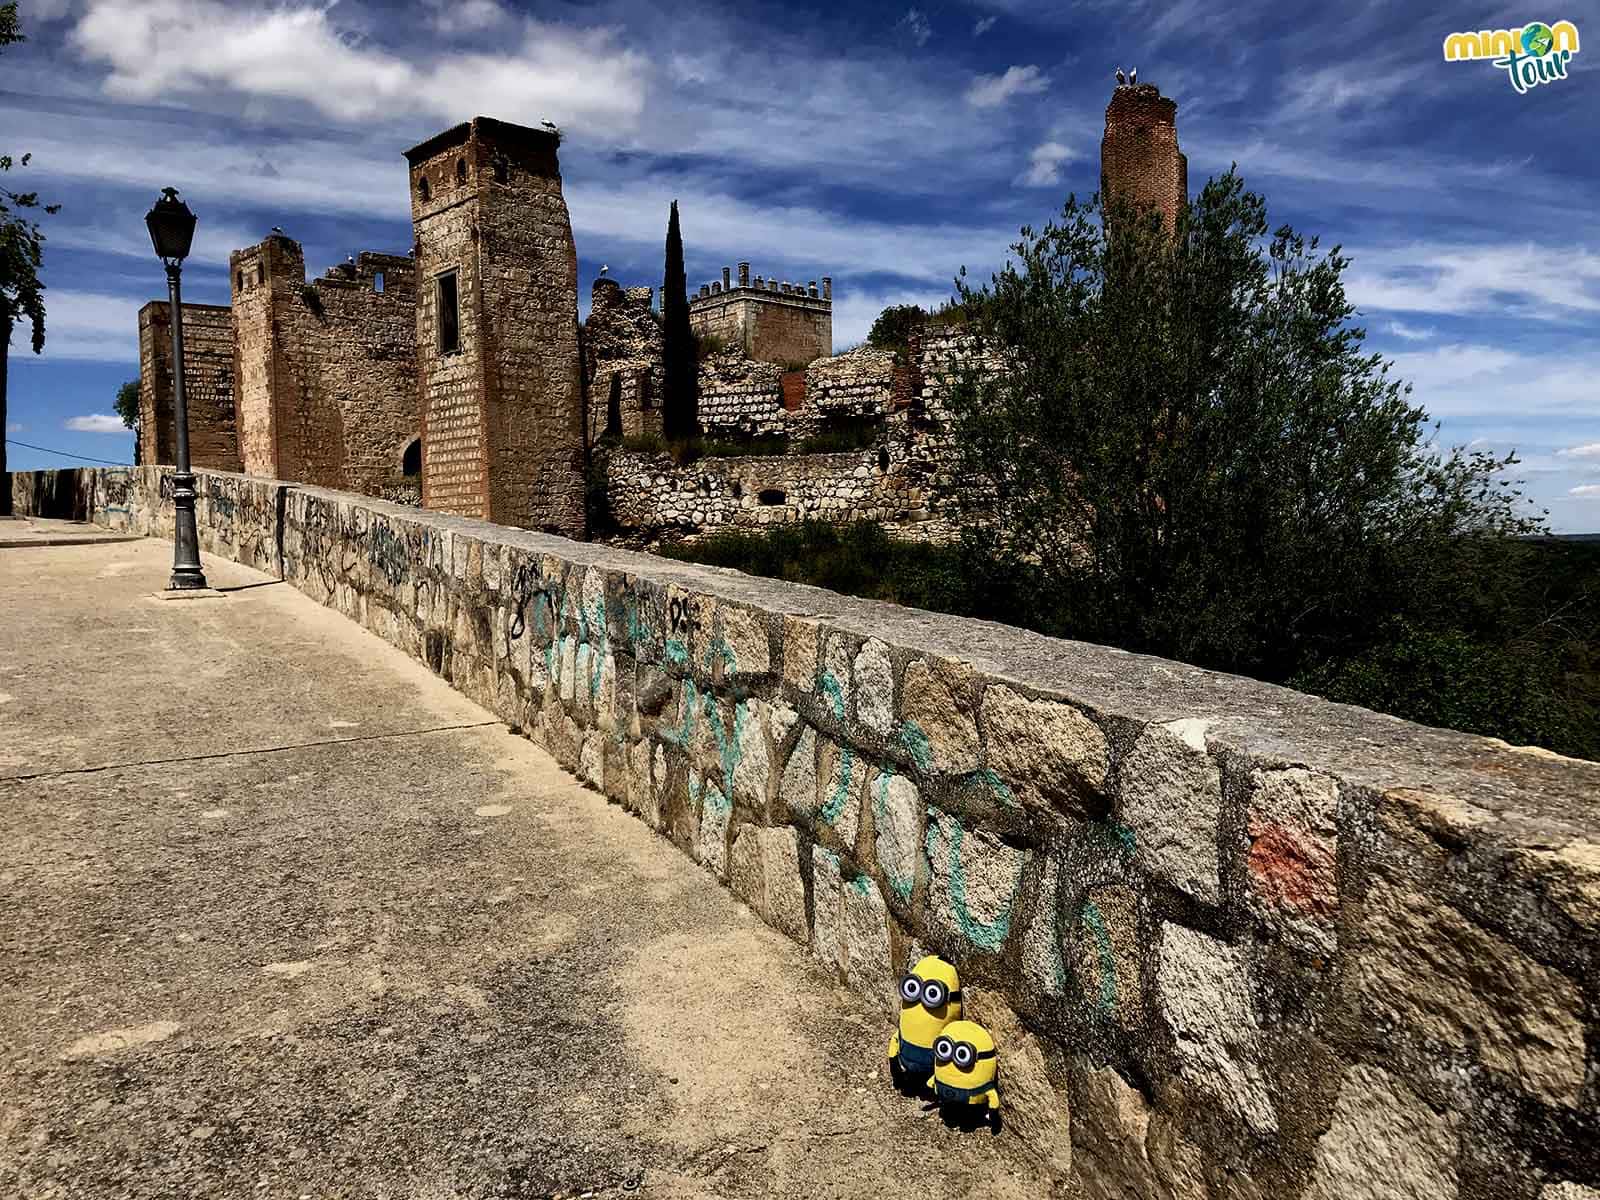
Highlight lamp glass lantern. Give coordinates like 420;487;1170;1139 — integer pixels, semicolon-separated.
146;187;197;266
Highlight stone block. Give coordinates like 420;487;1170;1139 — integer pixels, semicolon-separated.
1304;1065;1457;1200
819;736;864;850
1543;1187;1600;1200
1073;884;1143;1030
729;698;771;810
1155;923;1276;1134
966;988;1073;1176
1020;853;1067;1000
899;659;979;774
812;845;845;974
872;769;921;902
1246;767;1339;954
925;807;1026;953
1355;878;1586;1107
843;874;895;1013
982;685;1108;814
720;604;770;677
694;778;731;880
853;638;895;737
781;726;820;820
1120;719;1222;904
782;615;819;692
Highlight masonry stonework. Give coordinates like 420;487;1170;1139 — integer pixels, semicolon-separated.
1102;82;1188;233
27;462;1600;1200
688;266;832;366
584;279;664;442
407;117;586;537
226;234;420;502
136;301;239;471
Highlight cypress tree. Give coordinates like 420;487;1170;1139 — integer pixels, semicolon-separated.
660;200;697;440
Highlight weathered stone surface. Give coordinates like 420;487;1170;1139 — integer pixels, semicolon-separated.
900;659;979;774
730;698;771;810
720;605;771;677
812;845;845;974
819;736;863;850
853;638;895;737
731;824;807;944
983;686;1108;813
1542;1185;1600;1200
1246;767;1339;954
1073;884;1142;1029
818;633;854;720
781;726;820;821
1021;853;1067;1000
967;989;1072;1176
1356;878;1587;1107
782;616;819;693
1120;720;1222;904
872;770;921;903
842;875;894;1013
1156;923;1276;1134
1304;1065;1457;1200
694;780;731;880
926;808;1026;953
1073;1065;1160;1200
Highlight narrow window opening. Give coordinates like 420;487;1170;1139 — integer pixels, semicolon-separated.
455;157;468;184
374;271;385;294
236;270;244;290
401;437;422;477
417;175;431;202
492;156;509;184
757;488;786;506
436;270;460;355
605;375;622;439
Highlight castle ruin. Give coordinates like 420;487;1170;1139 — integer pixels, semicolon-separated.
135;80;1186;543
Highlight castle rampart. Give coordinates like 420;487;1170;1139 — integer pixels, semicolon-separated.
19;461;1600;1200
136;300;239;472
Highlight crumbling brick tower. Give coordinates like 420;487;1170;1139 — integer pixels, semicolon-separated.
1101;81;1188;232
405;117;587;536
136;300;240;471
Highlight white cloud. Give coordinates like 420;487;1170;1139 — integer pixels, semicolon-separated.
70;0;648;134
423;0;510;33
65;413;128;433
1558;443;1600;459
9;291;140;362
898;8;932;47
6;422;23;433
966;65;1049;108
1570;485;1600;498
829;287;956;349
1020;141;1072;187
1385;342;1595;420
1347;242;1600;322
1386;320;1434;341
973;16;997;35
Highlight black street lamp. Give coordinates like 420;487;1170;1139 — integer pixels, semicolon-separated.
145;187;207;591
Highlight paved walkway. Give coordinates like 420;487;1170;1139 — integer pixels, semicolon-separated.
0;540;1060;1200
0;515;140;549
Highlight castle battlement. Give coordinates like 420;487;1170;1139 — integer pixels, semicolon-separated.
688;262;833;365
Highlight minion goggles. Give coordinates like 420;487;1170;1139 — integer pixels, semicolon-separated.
933;1035;995;1071
898;973;961;1010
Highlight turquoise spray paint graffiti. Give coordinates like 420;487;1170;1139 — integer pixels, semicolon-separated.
873;772;915;901
1081;899;1119;1015
926;811;1023;952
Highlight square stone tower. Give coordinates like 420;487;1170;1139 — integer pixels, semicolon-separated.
405;117;586;537
687;263;832;367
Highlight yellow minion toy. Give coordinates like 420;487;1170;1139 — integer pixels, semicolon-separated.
887;955;962;1083
928;1019;1001;1111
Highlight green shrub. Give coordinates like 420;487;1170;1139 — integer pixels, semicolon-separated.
621;431;665;455
799;415;879;454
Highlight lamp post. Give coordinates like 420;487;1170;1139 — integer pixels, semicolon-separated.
145;187;207;591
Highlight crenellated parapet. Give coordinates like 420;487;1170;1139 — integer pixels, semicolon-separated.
688;262;833;367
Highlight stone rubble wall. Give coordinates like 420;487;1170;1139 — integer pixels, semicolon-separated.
26;464;1600;1200
584;280;665;441
696;351;785;436
804;344;897;417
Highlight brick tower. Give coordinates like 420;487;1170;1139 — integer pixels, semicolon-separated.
405;117;586;537
1100;81;1188;233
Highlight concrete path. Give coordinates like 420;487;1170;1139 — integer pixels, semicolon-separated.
0;540;1061;1200
0;516;140;549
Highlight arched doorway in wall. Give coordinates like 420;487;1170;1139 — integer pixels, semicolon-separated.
401;436;422;478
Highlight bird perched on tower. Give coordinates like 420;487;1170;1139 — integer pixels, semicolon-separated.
1116;67;1126;85
599;264;609;277
1130;66;1139;84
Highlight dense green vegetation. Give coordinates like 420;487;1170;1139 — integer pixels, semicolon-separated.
663;174;1599;760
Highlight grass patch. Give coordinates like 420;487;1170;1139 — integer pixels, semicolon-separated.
798;415;879;454
619;431;789;465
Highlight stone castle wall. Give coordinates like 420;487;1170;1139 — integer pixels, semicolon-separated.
585;279;664;442
22;462;1600;1200
136;301;240;472
226;235;419;500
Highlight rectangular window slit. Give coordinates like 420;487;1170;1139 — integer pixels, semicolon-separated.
437;270;460;354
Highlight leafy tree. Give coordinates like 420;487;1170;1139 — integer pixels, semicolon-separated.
867;303;927;354
944;171;1544;693
660;200;697;440
116;377;141;464
1;3;60;514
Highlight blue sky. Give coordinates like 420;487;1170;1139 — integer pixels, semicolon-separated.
4;0;1597;529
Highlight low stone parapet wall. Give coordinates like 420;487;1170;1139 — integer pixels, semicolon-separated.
15;465;1600;1199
